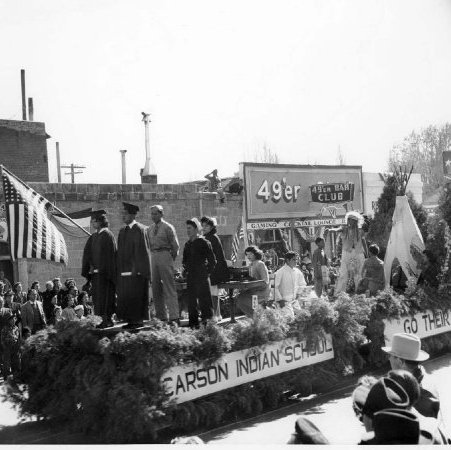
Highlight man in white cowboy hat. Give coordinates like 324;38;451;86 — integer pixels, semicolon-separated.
382;333;440;418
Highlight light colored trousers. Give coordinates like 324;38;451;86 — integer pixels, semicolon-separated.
335;249;365;294
151;251;179;321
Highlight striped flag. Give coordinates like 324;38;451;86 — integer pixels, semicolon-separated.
231;219;244;262
52;208;92;238
2;167;68;264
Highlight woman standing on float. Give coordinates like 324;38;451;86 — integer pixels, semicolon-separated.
334;211;366;294
201;216;229;321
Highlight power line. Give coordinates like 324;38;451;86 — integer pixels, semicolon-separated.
61;163;86;184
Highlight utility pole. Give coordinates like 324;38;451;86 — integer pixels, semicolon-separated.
56;142;62;183
61;163;86;184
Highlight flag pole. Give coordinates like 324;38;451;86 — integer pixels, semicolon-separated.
1;165;91;237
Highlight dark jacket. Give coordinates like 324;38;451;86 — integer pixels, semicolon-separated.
359;409;419;445
204;228;229;285
183;236;216;280
413;366;440;418
42;289;55;322
117;222;151;280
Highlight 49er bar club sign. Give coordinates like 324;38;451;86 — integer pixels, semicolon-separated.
241;163;364;225
162;334;334;404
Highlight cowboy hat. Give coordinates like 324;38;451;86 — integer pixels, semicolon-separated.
381;333;429;362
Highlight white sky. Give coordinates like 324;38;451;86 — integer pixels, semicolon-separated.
1;0;451;184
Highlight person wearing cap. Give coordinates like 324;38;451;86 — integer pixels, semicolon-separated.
357;377;419;444
287;416;329;444
147;205;180;324
201;216;229;321
382;332;440;418
182;218;216;328
116;202;151;330
352;372;446;444
82;209;117;328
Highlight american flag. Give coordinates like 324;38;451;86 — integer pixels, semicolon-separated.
231;219;244;262
2;167;68;264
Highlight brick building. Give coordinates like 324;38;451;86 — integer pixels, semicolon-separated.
0;119;50;182
1;182;243;289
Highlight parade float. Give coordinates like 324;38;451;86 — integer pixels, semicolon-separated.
4;166;451;443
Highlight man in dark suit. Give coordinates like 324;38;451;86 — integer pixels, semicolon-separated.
182;218;216;329
116;203;151;329
21;289;46;334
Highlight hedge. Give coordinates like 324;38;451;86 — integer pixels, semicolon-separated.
3;287;451;443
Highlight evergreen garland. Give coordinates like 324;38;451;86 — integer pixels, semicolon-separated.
3;288;451;443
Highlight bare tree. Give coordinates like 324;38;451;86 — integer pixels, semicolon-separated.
388;124;451;195
336;146;346;165
254;144;280;164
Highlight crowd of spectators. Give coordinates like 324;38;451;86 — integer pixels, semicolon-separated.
0;273;94;379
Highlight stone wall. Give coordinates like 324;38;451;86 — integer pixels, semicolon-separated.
15;182;243;288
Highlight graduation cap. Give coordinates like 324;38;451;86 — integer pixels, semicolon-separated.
123;202;139;214
90;209;107;220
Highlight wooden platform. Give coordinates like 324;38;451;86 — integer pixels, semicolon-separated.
89;315;247;337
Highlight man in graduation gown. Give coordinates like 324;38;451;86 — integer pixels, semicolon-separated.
116;202;151;329
81;209;117;328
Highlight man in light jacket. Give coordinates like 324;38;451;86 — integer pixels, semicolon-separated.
275;251;306;320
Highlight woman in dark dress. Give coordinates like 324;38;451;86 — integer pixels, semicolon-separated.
201;217;230;321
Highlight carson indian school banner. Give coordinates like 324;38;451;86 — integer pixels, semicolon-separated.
162;334;334;404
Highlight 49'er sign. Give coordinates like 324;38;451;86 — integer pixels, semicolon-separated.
241;163;363;221
310;182;355;203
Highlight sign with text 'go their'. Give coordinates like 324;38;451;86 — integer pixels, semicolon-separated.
162;334;334;404
383;308;451;346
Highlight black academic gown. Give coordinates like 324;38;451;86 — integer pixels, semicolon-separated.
82;229;117;318
116;222;151;323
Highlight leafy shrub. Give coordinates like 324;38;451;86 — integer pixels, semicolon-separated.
4;287;451;442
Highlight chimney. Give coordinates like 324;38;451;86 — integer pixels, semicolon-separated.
21;69;27;121
28;98;34;121
140;112;157;183
120;149;127;184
